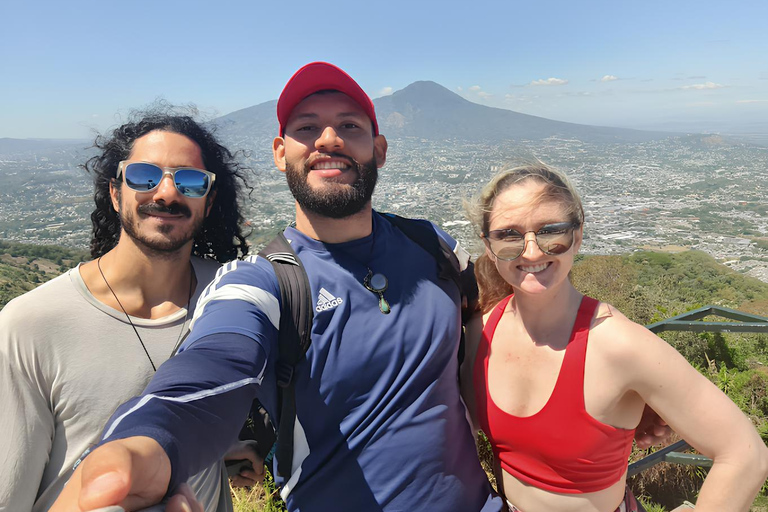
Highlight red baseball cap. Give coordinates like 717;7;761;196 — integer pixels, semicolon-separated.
277;62;379;136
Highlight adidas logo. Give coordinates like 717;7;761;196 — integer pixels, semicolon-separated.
316;288;344;312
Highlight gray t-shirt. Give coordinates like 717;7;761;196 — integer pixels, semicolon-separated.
0;257;232;512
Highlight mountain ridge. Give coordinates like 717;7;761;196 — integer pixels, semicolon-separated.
213;80;676;144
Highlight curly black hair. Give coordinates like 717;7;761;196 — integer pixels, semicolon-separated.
84;105;250;262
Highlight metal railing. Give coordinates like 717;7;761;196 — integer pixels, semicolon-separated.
627;305;768;509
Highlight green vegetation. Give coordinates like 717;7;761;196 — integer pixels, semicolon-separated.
0;241;89;309
672;206;761;237
231;471;286;512
573;250;768;325
638;498;668;512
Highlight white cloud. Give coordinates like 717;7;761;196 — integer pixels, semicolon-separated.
460;85;492;100
736;99;768;104
530;78;568;86
681;82;724;90
378;86;393;96
600;75;618;82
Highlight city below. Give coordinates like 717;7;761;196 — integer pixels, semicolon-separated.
1;132;767;284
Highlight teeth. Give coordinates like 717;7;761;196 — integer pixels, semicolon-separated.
519;263;549;273
313;160;349;170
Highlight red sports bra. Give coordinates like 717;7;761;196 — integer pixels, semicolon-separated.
473;295;635;494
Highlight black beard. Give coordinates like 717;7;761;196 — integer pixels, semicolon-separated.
285;154;378;219
119;198;204;256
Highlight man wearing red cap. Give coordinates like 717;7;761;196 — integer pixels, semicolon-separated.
52;63;665;512
51;61;502;512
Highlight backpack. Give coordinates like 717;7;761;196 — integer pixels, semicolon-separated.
242;213;478;479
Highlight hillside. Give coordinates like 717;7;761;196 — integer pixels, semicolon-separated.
572;250;768;322
0;241;89;309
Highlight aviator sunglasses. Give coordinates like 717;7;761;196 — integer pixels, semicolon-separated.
483;221;581;261
116;161;216;198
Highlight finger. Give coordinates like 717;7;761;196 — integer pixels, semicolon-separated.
241;445;263;467
228;475;254;488
79;444;133;509
166;483;203;512
82;438;170;511
245;462;266;477
240;469;264;483
224;441;264;468
635;437;651;450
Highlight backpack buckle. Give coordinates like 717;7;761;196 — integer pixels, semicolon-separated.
276;361;294;388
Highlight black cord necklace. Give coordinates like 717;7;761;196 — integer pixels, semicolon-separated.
338;222;390;315
97;257;193;371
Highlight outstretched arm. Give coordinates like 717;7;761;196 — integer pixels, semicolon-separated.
51;330;268;511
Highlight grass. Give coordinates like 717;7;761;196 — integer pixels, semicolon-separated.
231;470;285;512
752;495;768;512
638;498;667;512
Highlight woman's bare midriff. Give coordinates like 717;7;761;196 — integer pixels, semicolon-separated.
500;468;628;512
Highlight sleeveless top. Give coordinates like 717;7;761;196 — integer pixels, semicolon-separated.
473;295;635;494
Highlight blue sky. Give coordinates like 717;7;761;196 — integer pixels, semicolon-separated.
2;0;766;138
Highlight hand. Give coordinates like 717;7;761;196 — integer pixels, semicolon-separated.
49;436;202;512
224;440;265;488
165;483;203;512
634;404;673;449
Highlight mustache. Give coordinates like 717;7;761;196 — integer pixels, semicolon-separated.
137;202;191;217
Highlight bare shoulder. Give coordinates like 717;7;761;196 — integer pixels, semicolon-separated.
589;301;664;363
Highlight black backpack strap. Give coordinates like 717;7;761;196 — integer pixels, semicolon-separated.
381;213;461;289
380;213;478;368
258;231;314;478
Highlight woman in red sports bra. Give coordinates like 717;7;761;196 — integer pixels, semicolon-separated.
462;163;768;512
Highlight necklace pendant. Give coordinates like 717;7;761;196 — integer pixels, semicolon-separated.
378;295;391;315
364;269;390;315
364;271;388;293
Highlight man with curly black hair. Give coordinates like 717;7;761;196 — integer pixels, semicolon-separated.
0;107;260;512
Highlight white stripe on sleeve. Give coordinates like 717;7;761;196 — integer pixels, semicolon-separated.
102;367;266;440
191;284;280;331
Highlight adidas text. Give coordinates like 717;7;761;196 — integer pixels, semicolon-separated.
316;297;343;312
316;287;344;312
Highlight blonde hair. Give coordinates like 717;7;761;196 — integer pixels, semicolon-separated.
468;161;584;237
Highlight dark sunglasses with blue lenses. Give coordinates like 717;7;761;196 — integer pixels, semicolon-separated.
116;161;216;198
